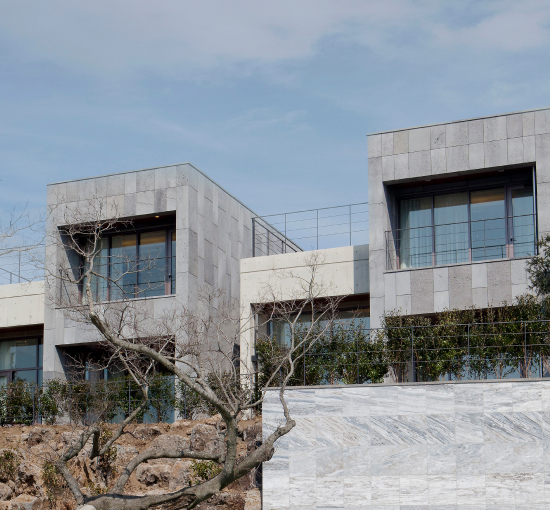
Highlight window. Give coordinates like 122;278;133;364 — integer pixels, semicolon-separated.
397;185;535;269
0;337;43;386
84;228;176;301
267;310;370;347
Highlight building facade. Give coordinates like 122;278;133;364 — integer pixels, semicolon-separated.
368;108;548;328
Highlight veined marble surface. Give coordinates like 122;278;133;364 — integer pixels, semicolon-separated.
262;380;550;509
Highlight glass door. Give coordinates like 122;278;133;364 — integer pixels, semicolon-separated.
508;187;535;257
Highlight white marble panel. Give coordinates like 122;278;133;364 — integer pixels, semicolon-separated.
399;475;428;505
371;476;400;505
426;385;455;415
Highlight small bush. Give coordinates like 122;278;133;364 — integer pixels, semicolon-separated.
0;450;19;482
189;460;222;484
42;461;67;504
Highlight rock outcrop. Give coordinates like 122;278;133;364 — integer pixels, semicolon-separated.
0;416;262;510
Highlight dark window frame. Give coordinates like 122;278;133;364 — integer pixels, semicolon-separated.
396;179;537;268
80;224;176;301
0;336;43;386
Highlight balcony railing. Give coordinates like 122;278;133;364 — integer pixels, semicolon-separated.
385;213;536;270
253;202;369;256
59;255;176;302
0;244;45;285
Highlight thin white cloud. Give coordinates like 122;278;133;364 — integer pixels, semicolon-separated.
2;0;549;81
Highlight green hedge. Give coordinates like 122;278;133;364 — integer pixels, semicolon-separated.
256;295;550;386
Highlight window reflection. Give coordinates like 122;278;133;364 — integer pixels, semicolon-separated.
269;311;370;347
397;185;535;267
470;188;506;261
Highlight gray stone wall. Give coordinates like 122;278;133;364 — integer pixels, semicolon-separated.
368;108;550;328
44;163;254;379
263;380;550;509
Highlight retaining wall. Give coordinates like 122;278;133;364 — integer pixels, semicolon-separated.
262;379;550;509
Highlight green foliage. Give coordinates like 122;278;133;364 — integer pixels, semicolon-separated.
527;234;550;296
256;296;550;387
175;372;244;419
96;427;118;487
189;460;222;483
42;461;68;504
256;321;387;388
0;450;19;483
0;380;35;425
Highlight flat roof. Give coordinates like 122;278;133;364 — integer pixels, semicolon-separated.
367;106;550;136
47;162;259;217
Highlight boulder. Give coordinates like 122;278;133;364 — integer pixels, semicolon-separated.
244;489;261;510
135;463;171;486
196;492;245;510
190;425;220;454
17;462;40;487
133;426;162;441
148;434;190;453
27;429;52;448
0;483;12;501
168;460;193;491
8;494;48;510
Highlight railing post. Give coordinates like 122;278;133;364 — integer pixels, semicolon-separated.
411;326;416;382
349;205;352;246
252;219;255;257
316;209;319;250
285;214;287;254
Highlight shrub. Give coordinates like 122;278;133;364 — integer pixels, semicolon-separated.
0;450;19;483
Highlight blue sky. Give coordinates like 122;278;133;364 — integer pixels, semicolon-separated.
1;0;550;218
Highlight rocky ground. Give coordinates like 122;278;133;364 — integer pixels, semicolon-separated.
0;415;262;510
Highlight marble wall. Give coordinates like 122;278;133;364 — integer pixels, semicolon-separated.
262;380;550;509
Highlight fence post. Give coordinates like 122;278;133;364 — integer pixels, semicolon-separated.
184;384;187;419
523;322;528;379
316;209;319;250
411;326;416;383
303;343;306;386
32;385;36;425
467;324;470;379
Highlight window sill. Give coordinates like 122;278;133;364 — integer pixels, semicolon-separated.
384;255;533;273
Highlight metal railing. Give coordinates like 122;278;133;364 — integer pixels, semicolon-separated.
264;320;550;386
253;202;369;256
385;213;536;270
0;244;45;285
0;375;201;425
61;255;177;302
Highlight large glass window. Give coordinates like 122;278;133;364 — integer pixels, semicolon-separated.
397;185;535;268
470;188;506;261
269;310;370;347
434;192;469;265
83;228;176;301
0;338;43;386
511;188;536;257
399;197;432;269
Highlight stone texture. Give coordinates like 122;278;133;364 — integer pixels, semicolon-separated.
264;380;550;510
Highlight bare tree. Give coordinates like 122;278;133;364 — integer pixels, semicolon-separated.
45;198;342;510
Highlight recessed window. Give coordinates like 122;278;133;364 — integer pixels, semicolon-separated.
0;338;43;386
396;185;535;269
84;228;176;301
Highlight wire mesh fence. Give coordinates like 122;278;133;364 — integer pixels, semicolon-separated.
0;376;201;426
256;320;550;387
